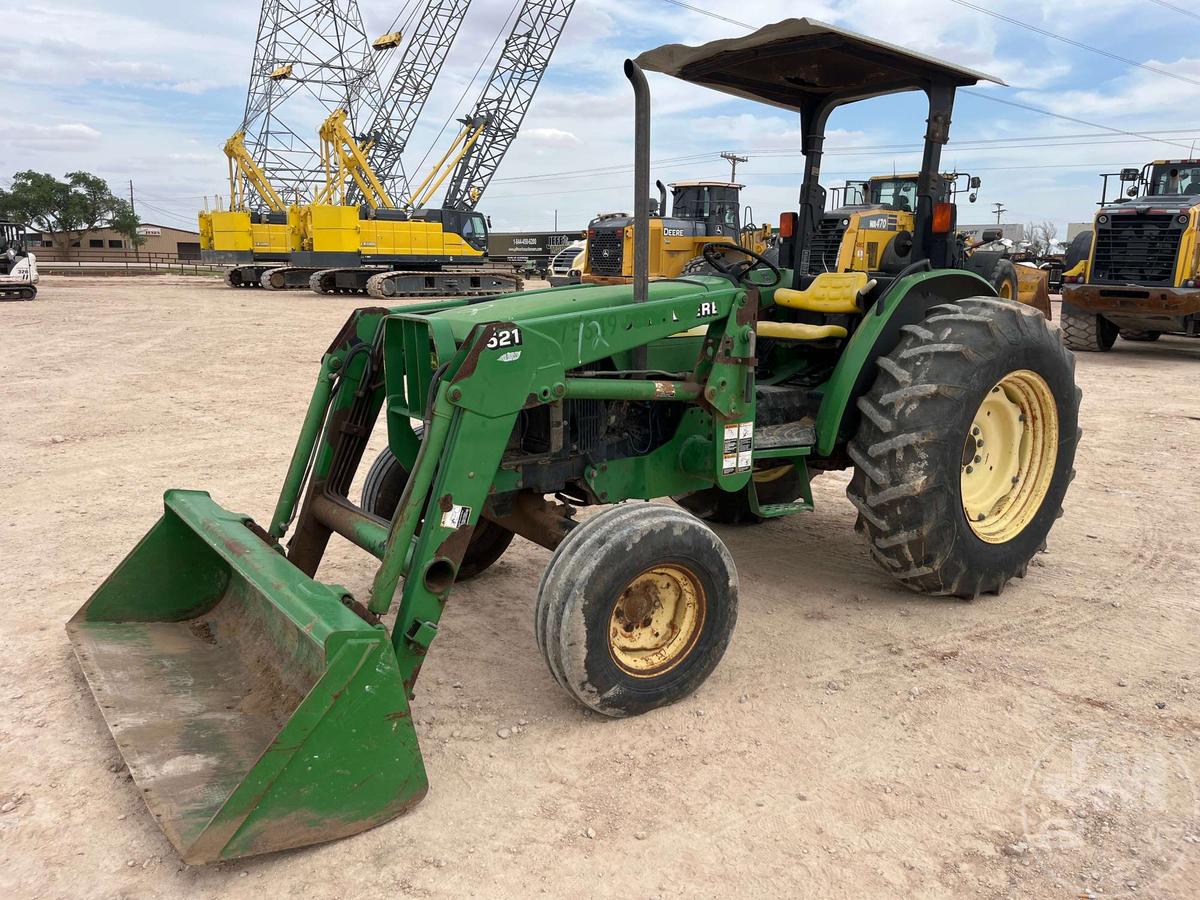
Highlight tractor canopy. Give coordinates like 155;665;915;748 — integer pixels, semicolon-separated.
635;19;1002;284
634;18;1001;113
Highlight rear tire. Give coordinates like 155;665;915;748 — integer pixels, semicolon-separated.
1060;303;1117;352
989;258;1020;302
847;296;1081;598
1119;329;1161;342
535;503;737;717
361;437;513;580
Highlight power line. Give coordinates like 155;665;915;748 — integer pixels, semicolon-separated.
959;89;1195;151
1146;0;1200;21
651;0;1199;151
947;0;1200;88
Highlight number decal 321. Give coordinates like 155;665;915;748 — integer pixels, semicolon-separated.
487;326;522;349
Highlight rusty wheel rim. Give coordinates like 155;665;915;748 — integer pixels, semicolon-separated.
608;564;706;678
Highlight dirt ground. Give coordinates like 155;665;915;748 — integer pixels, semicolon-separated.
1;275;1197;899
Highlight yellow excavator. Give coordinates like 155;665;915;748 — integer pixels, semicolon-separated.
198;132;300;287
811;172;1050;315
582;179;775;283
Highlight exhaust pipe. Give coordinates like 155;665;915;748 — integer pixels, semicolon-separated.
656;179;667;218
624;59;650;306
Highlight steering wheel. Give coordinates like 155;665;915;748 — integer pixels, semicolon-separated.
701;242;781;287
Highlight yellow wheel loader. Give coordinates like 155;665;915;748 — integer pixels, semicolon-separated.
812;172;1051;317
1061;160;1200;349
582;179;775;283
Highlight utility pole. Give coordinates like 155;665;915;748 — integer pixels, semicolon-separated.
991;201;1006;224
721;151;748;183
554;209;558;231
129;179;139;260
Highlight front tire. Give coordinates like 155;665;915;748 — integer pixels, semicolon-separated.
535;503;738;717
847;296;1081;597
1060;302;1117;351
989;258;1019;302
361;439;514;580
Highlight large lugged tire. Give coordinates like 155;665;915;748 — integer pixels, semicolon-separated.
1063;230;1092;272
1060;302;1117;352
361;439;514;580
847;296;1081;598
535;503;738;717
989;258;1019;302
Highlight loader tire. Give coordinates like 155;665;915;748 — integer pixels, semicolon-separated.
361;441;513;580
535;503;737;717
989;258;1020;302
1119;329;1160;342
673;464;804;524
846;296;1081;598
1060;303;1117;352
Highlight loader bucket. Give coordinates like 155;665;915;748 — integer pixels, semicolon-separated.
66;490;427;864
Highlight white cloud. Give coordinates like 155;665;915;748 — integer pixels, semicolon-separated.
523;127;582;147
0;121;101;151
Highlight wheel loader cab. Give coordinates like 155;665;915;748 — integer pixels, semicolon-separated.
582;179;747;282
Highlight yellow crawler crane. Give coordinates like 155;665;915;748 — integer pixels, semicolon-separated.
254;110;518;297
199;132;300;288
583;179;775;283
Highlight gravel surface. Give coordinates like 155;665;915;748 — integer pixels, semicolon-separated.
1;275;1197;898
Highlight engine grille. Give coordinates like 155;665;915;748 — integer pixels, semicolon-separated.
588;228;625;276
807;217;846;273
1092;213;1184;285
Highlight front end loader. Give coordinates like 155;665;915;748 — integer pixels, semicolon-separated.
69;18;1081;864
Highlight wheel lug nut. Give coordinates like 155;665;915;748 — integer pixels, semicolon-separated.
972;427;980;436
965;465;974;474
974;455;981;464
977;513;986;521
1011;476;1020;484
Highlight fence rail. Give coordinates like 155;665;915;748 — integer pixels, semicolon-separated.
32;248;223;276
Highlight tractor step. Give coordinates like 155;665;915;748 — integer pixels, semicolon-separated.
755;421;816;452
365;267;522;299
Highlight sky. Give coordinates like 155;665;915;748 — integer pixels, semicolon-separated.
1;0;1198;236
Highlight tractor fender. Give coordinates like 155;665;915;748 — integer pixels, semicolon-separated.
814;268;994;457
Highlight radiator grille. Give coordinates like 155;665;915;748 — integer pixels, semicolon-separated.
807;217;847;273
588;228;625;276
1092;214;1183;285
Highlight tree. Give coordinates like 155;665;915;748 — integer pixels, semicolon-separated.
0;171;125;253
109;199;146;251
1023;220;1059;257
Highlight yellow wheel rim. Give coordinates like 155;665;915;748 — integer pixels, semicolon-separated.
608;564;706;677
753;464;793;484
961;369;1058;544
998;280;1014;300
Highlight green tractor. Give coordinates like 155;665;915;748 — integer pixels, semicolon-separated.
67;18;1081;864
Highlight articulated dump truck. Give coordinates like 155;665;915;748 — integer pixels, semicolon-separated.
69;18;1081;863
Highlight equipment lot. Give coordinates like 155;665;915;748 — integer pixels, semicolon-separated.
1;276;1197;898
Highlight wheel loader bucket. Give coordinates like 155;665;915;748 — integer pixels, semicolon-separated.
1016;265;1052;318
66;490;427;864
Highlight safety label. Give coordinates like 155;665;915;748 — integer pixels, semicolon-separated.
440;504;472;529
722;422;753;474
